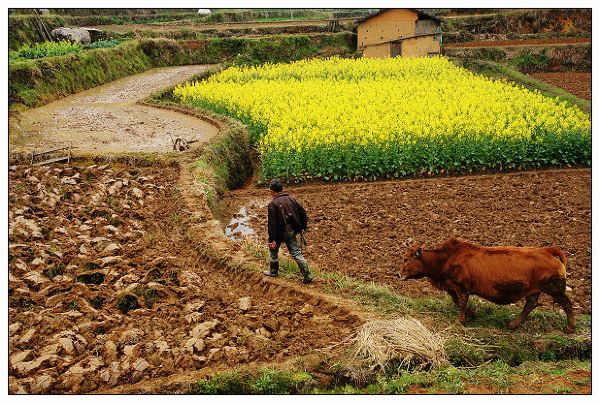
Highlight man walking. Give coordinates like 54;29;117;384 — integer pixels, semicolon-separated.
265;179;313;284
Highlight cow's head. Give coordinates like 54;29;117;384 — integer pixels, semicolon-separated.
400;244;428;280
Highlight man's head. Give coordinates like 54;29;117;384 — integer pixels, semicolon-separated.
269;179;283;197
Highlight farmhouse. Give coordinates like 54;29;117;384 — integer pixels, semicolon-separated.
357;9;443;58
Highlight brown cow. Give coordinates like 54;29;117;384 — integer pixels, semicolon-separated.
400;238;575;333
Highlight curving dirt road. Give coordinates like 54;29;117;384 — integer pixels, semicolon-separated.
11;65;219;154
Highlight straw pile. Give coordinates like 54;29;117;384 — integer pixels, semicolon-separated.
352;317;447;371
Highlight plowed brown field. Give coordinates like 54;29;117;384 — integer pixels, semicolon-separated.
8;164;359;394
221;169;591;314
531;72;591;100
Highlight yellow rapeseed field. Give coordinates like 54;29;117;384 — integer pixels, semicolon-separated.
174;57;591;180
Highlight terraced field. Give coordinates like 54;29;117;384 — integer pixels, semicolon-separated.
8;7;592;395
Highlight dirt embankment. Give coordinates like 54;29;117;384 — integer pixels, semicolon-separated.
11;65;219;154
8;164;359;394
222;169;591;314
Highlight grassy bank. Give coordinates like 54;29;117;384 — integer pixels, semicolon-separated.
9;33;355;108
144;76;254;205
191;359;590;394
9;41;151;107
104;24;353;42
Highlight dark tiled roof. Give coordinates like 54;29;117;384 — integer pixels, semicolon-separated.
357;8;442;24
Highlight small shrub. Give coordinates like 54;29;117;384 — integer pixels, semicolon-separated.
424;366;465;393
471;47;507;61
83;39;120;49
17;298;37;310
511;50;550;73
167;270;180;286
310;384;362;394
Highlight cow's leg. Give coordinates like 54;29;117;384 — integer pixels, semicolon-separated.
448;290;475;318
507;292;540;330
540;276;576;333
553;294;576;333
455;291;470;325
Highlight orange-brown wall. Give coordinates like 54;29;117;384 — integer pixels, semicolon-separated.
357;9;418;49
401;35;441;57
362;43;391;58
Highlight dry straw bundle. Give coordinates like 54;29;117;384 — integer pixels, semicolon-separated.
352;317;447;371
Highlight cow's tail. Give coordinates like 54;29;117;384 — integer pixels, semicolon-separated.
549;248;568;277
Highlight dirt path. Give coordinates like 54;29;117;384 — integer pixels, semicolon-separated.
221;169;591;314
445;37;591;48
12;65;219;154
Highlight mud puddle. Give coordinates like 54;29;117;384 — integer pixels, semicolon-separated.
11;65;219;154
223;199;267;241
225;206;257;240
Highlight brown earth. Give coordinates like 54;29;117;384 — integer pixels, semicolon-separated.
531;72;591;100
221;169;591;315
10;65;219;154
8;163;360;394
444;37;591;48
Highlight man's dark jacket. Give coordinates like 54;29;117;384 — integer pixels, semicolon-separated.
268;192;308;243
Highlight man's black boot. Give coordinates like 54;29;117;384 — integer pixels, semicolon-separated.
264;261;279;277
298;261;313;284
